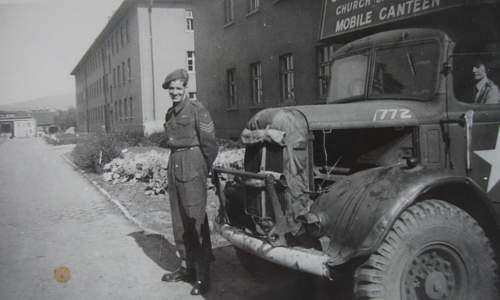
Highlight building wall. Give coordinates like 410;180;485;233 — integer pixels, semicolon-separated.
193;0;323;139
0;117;36;138
14;119;36;137
137;2;195;134
106;7;143;133
72;0;194;135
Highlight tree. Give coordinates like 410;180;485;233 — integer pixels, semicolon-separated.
54;108;77;131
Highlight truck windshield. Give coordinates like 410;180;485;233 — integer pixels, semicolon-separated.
327;42;439;103
328;52;368;102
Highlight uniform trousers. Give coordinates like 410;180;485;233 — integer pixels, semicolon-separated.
167;147;212;278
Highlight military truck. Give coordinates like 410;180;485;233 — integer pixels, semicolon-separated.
212;1;500;299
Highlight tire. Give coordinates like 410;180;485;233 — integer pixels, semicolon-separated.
354;199;498;300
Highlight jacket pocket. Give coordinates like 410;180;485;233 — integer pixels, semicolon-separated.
173;151;205;182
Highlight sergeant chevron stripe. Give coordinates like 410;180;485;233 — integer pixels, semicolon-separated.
199;121;214;132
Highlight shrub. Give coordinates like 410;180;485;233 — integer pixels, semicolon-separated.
144;131;167;147
44;133;76;145
71;131;144;172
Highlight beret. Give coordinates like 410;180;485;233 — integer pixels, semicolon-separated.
162;68;189;89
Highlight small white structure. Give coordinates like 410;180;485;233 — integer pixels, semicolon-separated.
0;112;37;138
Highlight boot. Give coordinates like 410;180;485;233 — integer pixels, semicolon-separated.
190;280;209;295
161;266;195;283
190;262;209;295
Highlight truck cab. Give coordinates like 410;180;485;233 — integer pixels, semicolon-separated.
212;2;500;299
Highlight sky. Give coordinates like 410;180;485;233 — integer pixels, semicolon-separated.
0;0;123;105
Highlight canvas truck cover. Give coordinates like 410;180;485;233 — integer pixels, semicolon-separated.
241;108;312;233
320;0;500;39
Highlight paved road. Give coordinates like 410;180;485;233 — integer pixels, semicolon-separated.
0;138;353;300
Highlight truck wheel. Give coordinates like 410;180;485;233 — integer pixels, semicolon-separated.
354;199;498;300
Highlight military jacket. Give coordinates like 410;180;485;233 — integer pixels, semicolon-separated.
164;96;218;168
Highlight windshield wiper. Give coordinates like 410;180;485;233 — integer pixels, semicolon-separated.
406;52;417;76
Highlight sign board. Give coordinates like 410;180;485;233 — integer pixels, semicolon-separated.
320;0;465;39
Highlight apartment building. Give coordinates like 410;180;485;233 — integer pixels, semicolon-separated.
193;0;325;138
71;0;195;134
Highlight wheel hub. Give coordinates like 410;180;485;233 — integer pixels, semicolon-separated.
424;271;447;299
403;246;467;300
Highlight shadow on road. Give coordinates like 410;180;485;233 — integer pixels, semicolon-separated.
128;231;180;272
129;231;354;299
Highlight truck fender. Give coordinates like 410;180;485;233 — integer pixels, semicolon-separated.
309;165;495;265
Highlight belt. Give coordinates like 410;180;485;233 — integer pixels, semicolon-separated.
171;145;200;152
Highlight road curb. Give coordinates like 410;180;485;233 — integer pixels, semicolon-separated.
61;152;167;238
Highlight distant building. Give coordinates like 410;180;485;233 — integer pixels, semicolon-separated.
0;112;36;138
71;0;195;135
32;110;57;134
193;0;324;138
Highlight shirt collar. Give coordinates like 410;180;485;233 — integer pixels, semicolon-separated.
173;95;189;114
476;77;490;91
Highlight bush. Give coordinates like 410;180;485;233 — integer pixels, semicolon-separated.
71;131;146;172
144;131;167;147
44;132;79;145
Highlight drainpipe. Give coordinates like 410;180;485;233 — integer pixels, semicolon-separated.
148;0;156;121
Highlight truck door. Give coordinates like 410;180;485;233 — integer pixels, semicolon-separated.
450;51;500;200
469;108;500;197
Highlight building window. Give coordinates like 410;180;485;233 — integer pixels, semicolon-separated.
119;99;123;121
114;101;118;122
128;58;131;82
248;0;260;12
113;68;116;88
187;51;195;72
125;19;129;44
117;65;121;87
279;54;295;102
318;45;335;98
185;10;194;31
122;62;126;84
250;62;263;105
224;0;234;24
129;97;133;120
227;68;237;108
120;25;124;48
115;32;119;53
108;104;112;125
189;92;197;100
123;98;128;120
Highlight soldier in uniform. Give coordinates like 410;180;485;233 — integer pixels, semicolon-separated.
160;69;218;295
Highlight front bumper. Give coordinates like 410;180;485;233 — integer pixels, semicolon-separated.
214;221;334;279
